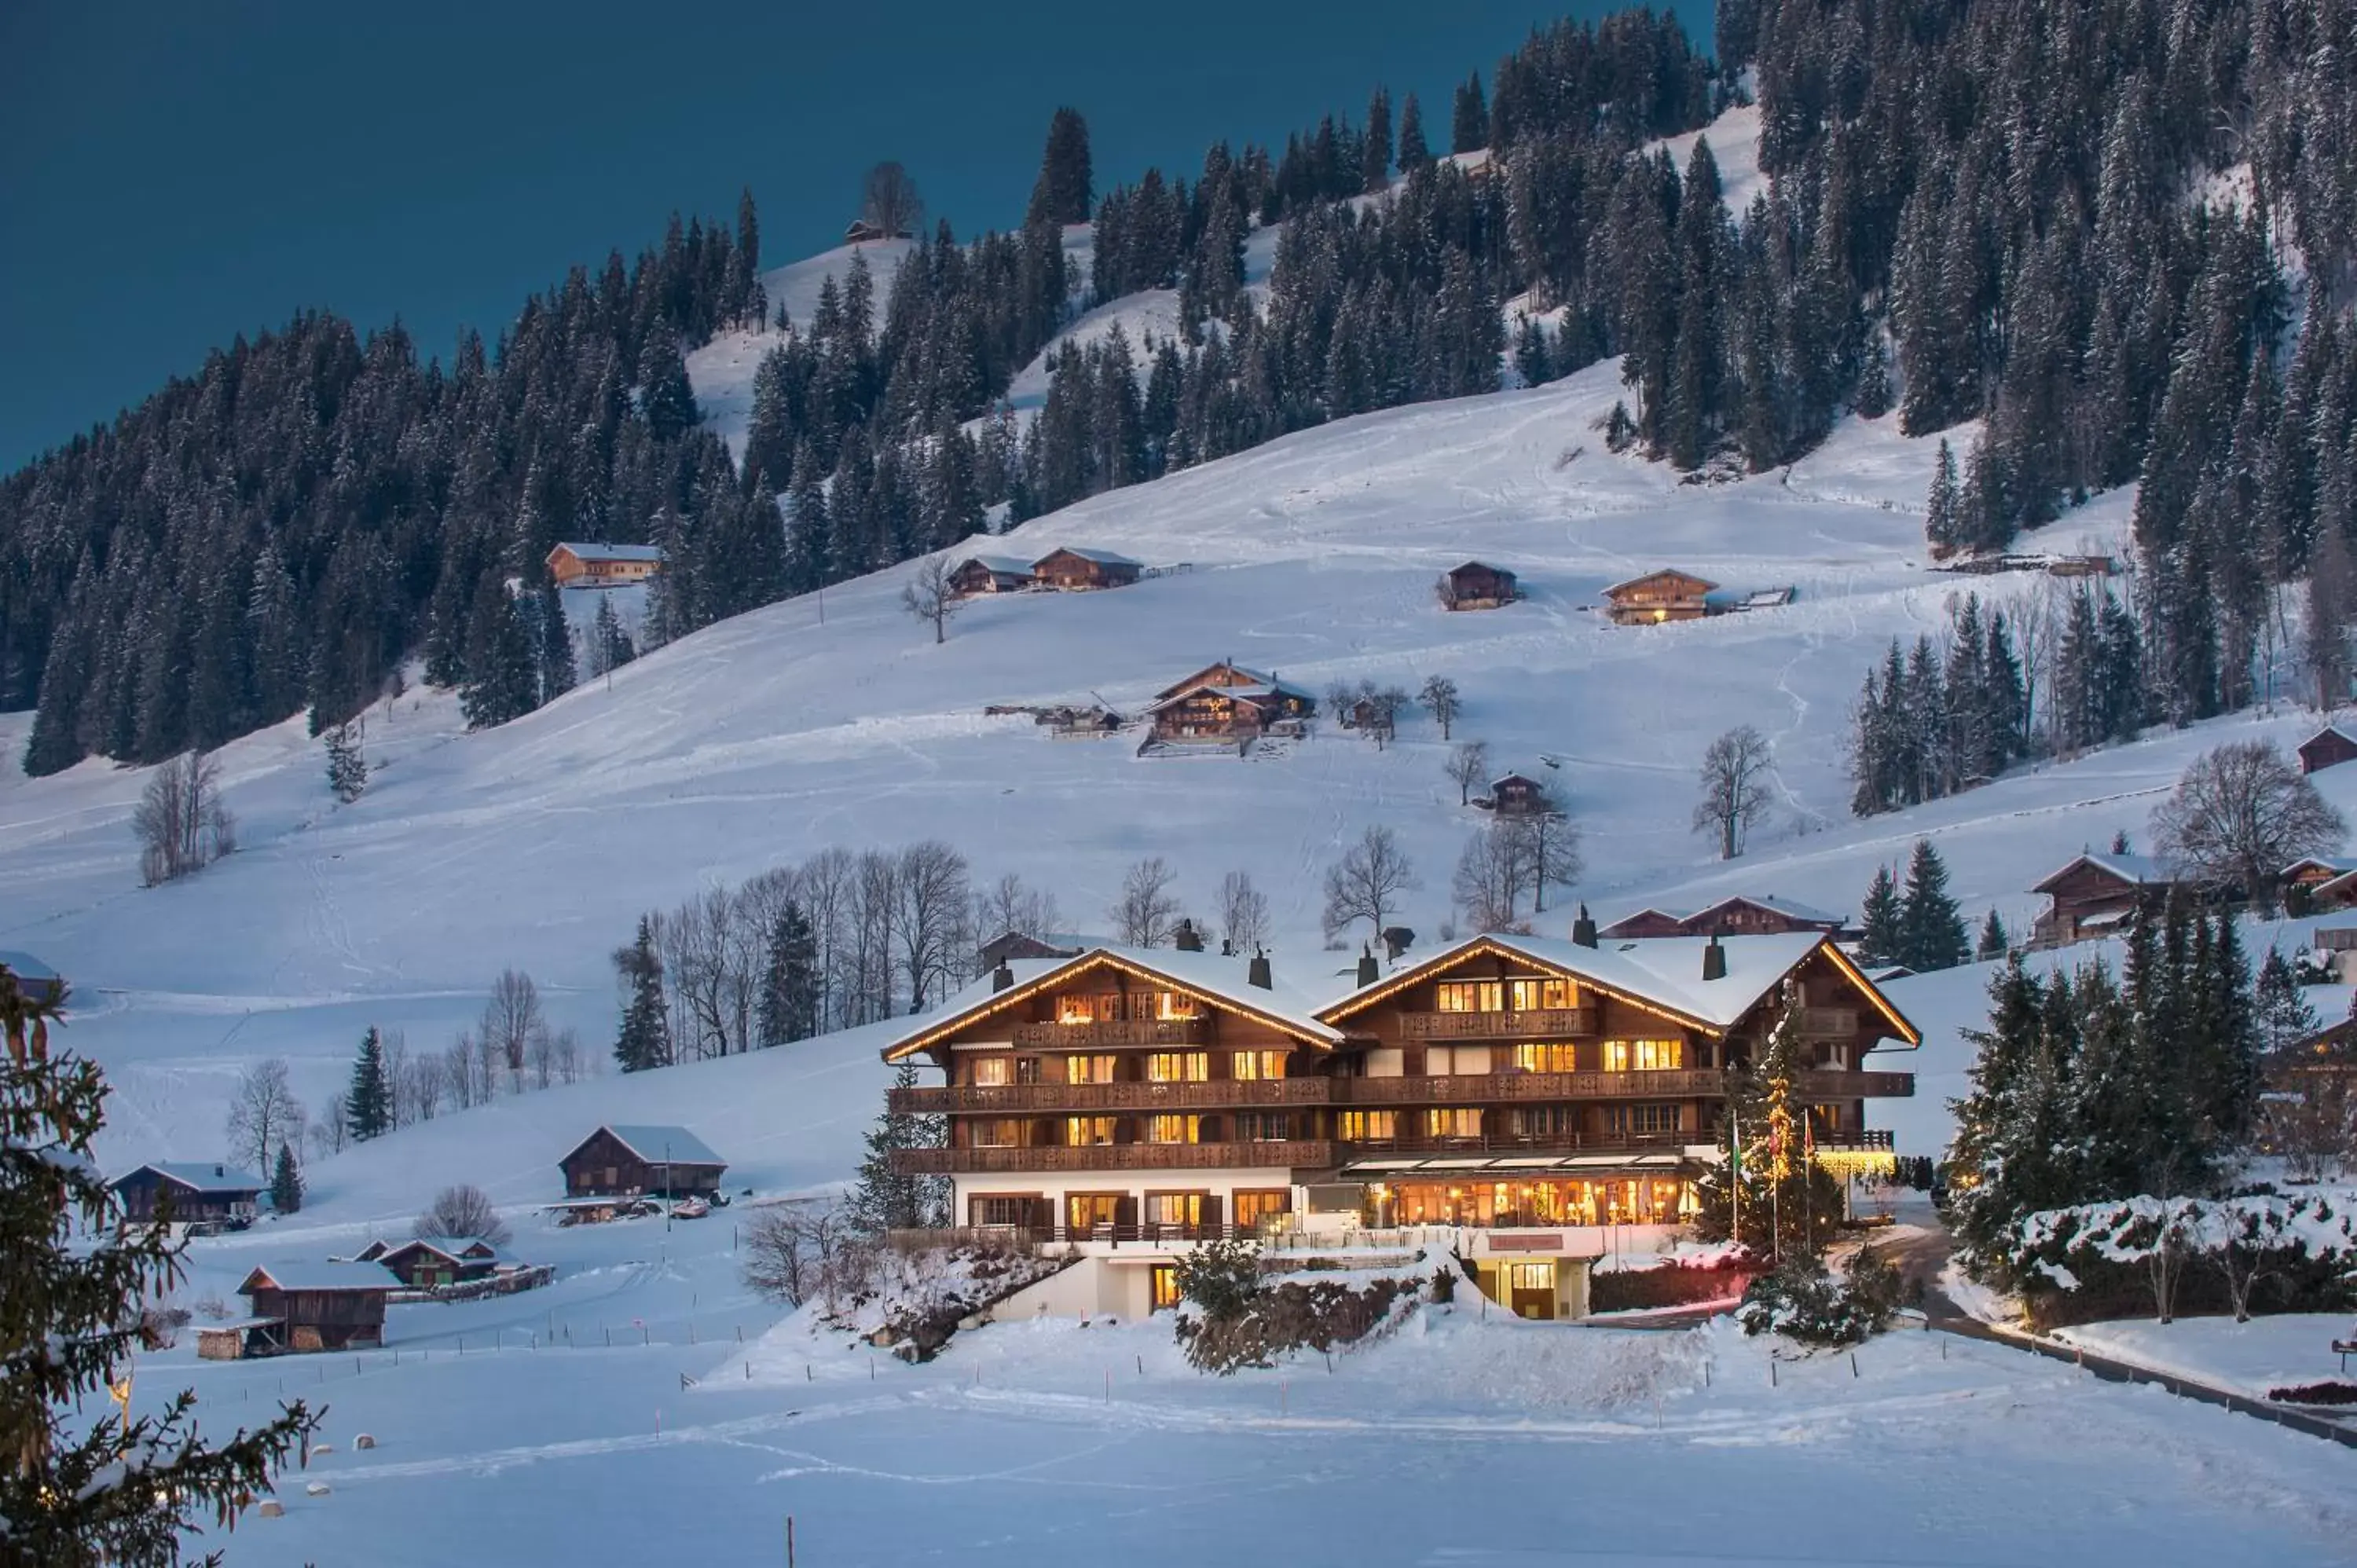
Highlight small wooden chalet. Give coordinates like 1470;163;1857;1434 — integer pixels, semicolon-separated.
1598;896;1847;942
2282;856;2357;910
1596;907;1689;940
1147;661;1314;742
2298;725;2357;775
978;930;1088;969
950;555;1036;596
0;949;64;1007
236;1262;398;1353
559;1124;728;1199
1032;547;1142;592
1489;774;1556;817
1603;570;1717;626
1441;561;1519;610
546;540;663;588
844;217;908;244
364;1236;501;1289
2027;852;2183;948
112;1162;263;1229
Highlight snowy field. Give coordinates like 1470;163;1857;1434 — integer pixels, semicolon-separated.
2053;1315;2357;1405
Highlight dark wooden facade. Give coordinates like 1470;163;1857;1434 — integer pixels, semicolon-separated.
1032;548;1142;591
2299;726;2357;775
1148;662;1314;742
1596;908;1688;940
112;1163;262;1226
2028;855;2179;948
1442;561;1519;610
372;1238;500;1288
1490;774;1554;816
559;1127;728;1199
238;1267;394;1352
950;556;1035;596
1604;570;1717;625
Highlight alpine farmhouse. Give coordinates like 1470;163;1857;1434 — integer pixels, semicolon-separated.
880;927;1915;1320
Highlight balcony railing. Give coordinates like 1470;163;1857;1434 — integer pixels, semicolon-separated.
1331;1068;1723;1104
1796;1006;1860;1036
1398;1006;1597;1040
895;1078;1332;1114
1010;1017;1214;1048
893;1140;1329;1174
1336;1129;1697;1160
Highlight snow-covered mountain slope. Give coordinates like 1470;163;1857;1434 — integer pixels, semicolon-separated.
685;235;916;456
4;351;2344;1177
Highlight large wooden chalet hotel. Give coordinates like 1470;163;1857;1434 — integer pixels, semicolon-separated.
882;917;1916;1320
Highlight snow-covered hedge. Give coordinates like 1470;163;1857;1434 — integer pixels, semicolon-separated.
1736;1246;1903;1347
2007;1194;2357;1327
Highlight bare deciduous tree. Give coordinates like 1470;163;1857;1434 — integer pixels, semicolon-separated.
2150;739;2348;907
1110;857;1186;947
442;1034;480;1111
401;1049;444;1123
1444;740;1490;806
859;161;925;239
1451;826;1527;932
416;1183;510;1247
225;1059;303;1177
893;840;972;1009
1692;724;1776;860
481;969;547;1090
133;749;236;885
1503;810;1581;914
973;874;1060;964
1215;871;1270;955
307;1092;346;1163
1321;826;1419;940
741;1199;863;1306
900;553;962;644
1418;675;1461;739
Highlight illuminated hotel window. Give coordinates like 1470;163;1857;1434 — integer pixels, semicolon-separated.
1145;1192;1204;1226
1067;1192;1121;1229
1146;1115;1201;1145
970;1119;1025;1148
969;1057;1012;1086
1056;994;1105;1024
1600;1039;1683;1072
1336;1110;1396;1141
1607;1104;1681;1135
1426;1108;1483;1140
1065;1055;1116;1085
1436;981;1505;1013
1233;1189;1290;1228
1155;991;1200;1020
1510;1262;1556;1291
1150;1265;1182;1310
1508;978;1574;1012
1512;1042;1579;1073
1065;1116;1117;1146
1146;1052;1209;1083
1232;1050;1288;1080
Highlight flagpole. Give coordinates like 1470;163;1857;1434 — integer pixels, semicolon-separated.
1728;1104;1740;1247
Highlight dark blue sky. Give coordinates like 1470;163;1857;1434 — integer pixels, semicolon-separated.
0;1;1713;469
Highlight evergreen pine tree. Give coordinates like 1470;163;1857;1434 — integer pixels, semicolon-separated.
847;1059;948;1233
1899;838;1969;970
537;584;577;702
1396;93;1430;170
1362;87;1393;194
2253;947;2319;1054
324;722;368;804
636;324;699;441
614;917;671;1072
1975;907;2010;962
1450;74;1489;154
345;1025;392;1141
270;1140;303;1214
1;968;320;1559
1923;438;1962;555
1858;863;1904;965
756;900;822;1047
1028;107;1094;225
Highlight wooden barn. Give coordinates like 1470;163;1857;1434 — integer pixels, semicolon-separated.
949;555;1036;596
546;540;663;588
1681;895;1849;938
2298;725;2357;775
1603;569;1717;626
111;1162;263;1229
1440;561;1519;610
1147;661;1314;742
559;1124;728;1199
0;949;64;1007
1032;547;1142;592
361;1236;501;1289
2027;852;2184;948
977;930;1087;969
236;1262;398;1353
1488;773;1556;816
1596;907;1689;940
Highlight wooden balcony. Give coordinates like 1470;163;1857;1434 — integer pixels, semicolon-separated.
1339;1129;1697;1160
1797;1068;1913;1098
1398;1007;1597;1040
893;1078;1333;1114
1332;1068;1724;1104
1010;1017;1214;1048
1796;1006;1860;1037
893;1140;1329;1175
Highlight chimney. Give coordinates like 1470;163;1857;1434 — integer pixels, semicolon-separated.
1701;934;1727;982
1248;947;1274;990
214;1164;225;1178
1174;918;1204;952
1571;903;1597;948
991;961;1014;993
1355;943;1379;987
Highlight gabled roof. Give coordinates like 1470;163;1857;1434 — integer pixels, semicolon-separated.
1153;661;1282;699
115;1161;265;1195
1688;893;1847;927
2032;852;2174;892
588;1125;727;1168
549;540;664;563
955;554;1035;576
383;1236;500;1264
1448;559;1515;578
1316;931;1919;1047
2300;724;2357;749
2282;855;2357;878
0;949;60;984
1146;679;1309;713
1490;772;1548;789
241;1262;398;1294
882;944;1347;1062
1604;568;1719;597
1034;545;1142;569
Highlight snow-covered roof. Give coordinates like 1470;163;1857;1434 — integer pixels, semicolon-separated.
387;1235;499;1262
1320;931;1919;1045
118;1161;265;1194
884;943;1350;1061
1604;568;1718;596
198;1316;284;1332
955;554;1035;576
551;540;664;563
1449;559;1513;577
242;1262;398;1294
2300;724;2357;748
1689;893;1846;926
599;1125;726;1167
0;949;59;984
2282;855;2357;877
1145;679;1310;712
1036;546;1142;568
2033;852;2173;891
